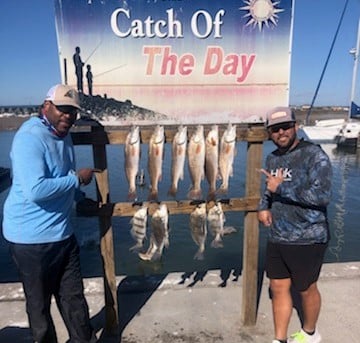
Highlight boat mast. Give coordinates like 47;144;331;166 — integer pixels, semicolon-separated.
305;0;349;125
349;19;360;118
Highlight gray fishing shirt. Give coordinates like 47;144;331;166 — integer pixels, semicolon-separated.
258;139;332;244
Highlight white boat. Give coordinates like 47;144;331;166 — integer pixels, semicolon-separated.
334;113;360;148
334;19;360;148
302;19;360;147
301;118;345;143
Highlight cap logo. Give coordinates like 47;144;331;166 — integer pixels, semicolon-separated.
64;89;77;100
271;111;288;120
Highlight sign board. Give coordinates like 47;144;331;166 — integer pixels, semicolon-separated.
55;0;294;124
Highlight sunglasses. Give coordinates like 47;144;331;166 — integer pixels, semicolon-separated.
54;104;78;116
268;122;295;133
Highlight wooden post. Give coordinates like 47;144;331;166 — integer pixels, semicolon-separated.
242;141;263;325
71;123;268;330
91;125;119;336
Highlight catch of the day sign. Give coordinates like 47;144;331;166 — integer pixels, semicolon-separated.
55;0;293;123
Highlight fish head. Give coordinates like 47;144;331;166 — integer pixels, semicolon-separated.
192;125;204;143
158;203;168;215
128;125;140;144
209;202;222;215
198;203;207;216
223;124;237;143
138;207;148;218
175;125;188;145
206;125;219;145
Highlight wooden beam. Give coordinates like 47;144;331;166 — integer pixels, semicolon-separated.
242;142;263;326
91;126;119;337
72;123;268;145
76;196;261;217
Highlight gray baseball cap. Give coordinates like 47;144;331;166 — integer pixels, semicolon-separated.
266;106;296;128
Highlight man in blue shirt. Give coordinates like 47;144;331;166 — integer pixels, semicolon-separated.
258;107;332;343
3;84;97;342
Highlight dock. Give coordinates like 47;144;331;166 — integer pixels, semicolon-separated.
0;262;359;342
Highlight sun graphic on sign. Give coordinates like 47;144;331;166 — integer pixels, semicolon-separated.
240;0;284;31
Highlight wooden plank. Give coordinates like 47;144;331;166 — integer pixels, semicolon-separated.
91;126;119;336
242;142;263;326
79;196;261;217
71;124;268;145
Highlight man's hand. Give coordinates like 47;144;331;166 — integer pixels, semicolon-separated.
77;168;95;186
258;210;272;227
260;168;284;193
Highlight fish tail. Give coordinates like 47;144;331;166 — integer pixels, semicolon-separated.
167;185;177;197
148;190;159;201
210;238;224;249
187;188;202;200
129;243;143;252
193;250;205;260
207;189;217;201
216;184;228;195
138;252;153;261
127;190;137;201
138;240;157;260
223;226;237;235
151;251;162;261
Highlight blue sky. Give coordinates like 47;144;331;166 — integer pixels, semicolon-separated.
0;0;359;107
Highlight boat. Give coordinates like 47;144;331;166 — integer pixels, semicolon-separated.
334;102;360;147
301;118;346;143
334;19;360;148
302;16;360;147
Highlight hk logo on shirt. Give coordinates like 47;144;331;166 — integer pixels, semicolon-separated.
270;168;292;181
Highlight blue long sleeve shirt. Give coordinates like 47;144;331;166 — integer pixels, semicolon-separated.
258;139;332;244
2;116;83;244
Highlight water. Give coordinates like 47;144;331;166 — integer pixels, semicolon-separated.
1;129;359;283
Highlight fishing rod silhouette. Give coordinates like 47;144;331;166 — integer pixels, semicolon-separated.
82;37;127;78
83;39;103;64
94;64;127;78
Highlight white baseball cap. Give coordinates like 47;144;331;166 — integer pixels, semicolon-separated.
45;84;81;109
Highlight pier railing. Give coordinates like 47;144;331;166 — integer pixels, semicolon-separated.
71;120;268;334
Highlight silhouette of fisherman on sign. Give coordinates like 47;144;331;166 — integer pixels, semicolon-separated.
73;46;84;93
86;64;93;96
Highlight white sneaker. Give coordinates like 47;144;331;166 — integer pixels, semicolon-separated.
288;329;321;343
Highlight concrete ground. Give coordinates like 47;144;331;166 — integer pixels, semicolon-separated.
0;262;359;343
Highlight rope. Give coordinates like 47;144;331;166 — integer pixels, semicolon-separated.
305;0;350;124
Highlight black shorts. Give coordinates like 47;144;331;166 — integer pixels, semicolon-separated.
265;241;328;292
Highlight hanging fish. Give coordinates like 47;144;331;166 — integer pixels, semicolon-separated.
205;124;219;200
189;203;207;260
187;125;205;200
148;125;165;201
207;202;236;248
138;203;169;261
218;123;237;194
124;125;140;200
168;125;187;197
129;206;148;252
